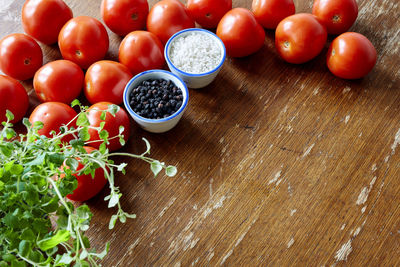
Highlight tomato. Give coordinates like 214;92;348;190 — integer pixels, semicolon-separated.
252;0;295;29
119;31;164;75
65;146;108;202
275;13;327;64
22;0;73;44
147;0;195;44
58;16;109;69
0;33;43;80
216;8;265;58
101;0;149;36
0;75;29;123
85;60;132;105
327;32;376;79
312;0;358;35
87;102;130;152
29;102;77;142
186;0;232;29
34;60;84;104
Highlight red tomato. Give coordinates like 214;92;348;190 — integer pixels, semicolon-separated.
34;60;84;104
0;33;43;80
186;0;232;29
29;102;77;142
65;146;108;202
216;8;265;58
58;16;109;69
101;0;149;36
0;75;29;123
85;60;132;105
22;0;73;44
275;13;327;64
252;0;295;29
327;32;376;79
312;0;358;35
87;102;130;152
147;0;195;44
119;31;164;75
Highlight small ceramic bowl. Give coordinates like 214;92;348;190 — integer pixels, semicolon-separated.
123;69;189;133
164;28;226;89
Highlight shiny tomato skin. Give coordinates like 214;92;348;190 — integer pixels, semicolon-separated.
0;75;29;123
87;102;130;152
58;16;109;69
327;32;376;79
101;0;149;36
29;102;77;143
187;0;232;29
275;13;327;64
312;0;358;35
22;0;73;44
66;146;108;202
0;33;43;80
216;8;265;58
118;31;164;75
34;60;84;104
252;0;295;29
84;60;132;105
147;0;195;44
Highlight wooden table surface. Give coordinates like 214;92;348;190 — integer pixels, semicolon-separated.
1;0;400;266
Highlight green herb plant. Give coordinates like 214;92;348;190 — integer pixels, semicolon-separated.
0;101;177;266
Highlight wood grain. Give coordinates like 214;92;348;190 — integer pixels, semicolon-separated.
1;0;400;266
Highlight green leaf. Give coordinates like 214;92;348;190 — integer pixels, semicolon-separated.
142;138;151;155
108;215;118;229
4;128;16;140
0;145;12;157
21;228;36;241
10;164;23;175
99;142;107;154
119;125;125;135
79;250;88;260
37;230;71;251
22;118;31;128
55;253;74;266
108;104;119;116
150;160;162;177
5;110;14;121
65;158;79;171
79;127;90;142
119;213;126;223
33;120;44;130
100;111;107;120
99;121;106;130
10;260;26;267
91;242;110;259
119;136;126;146
166;166;177;177
71;99;81;107
125;213;137;219
76;205;92;220
2;254;16;262
77;112;90;127
18;240;31;257
117;163;127;173
108;193;120;208
99;129;109;141
2;213;18;228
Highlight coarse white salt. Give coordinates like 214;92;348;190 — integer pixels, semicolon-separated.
169;32;222;74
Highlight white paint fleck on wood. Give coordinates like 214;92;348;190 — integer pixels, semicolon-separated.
302;143;315;158
353;227;361;237
210;178;214;197
361;206;366;213
371;163;377;172
356;187;369;205
290;209;297;216
191;257;200;266
174;262;181;267
340;224;346;231
193;204;198;210
344;115;350;124
268;169;282;185
313;87;320;95
220;250;233;265
335;239;352;262
158;197;177;218
342;86;351;94
219;137;224;143
207;249;215;261
391;128;400;155
287;237;295;248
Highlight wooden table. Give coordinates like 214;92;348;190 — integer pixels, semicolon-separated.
1;0;400;266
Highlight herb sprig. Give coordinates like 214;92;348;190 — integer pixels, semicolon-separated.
0;101;176;266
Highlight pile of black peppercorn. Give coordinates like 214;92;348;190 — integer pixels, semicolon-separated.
128;79;183;119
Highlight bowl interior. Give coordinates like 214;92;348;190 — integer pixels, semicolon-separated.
165;28;226;77
123;70;189;123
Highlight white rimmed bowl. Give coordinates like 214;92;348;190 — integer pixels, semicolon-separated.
123;69;189;133
164;28;226;89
